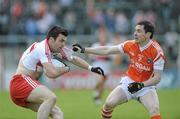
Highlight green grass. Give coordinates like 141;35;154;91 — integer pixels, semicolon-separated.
0;89;180;119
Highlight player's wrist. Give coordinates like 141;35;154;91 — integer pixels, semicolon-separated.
80;47;85;53
88;65;92;71
140;82;144;87
83;48;86;53
66;66;70;72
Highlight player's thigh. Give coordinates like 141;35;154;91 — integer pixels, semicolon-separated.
105;85;128;108
139;90;160;114
27;85;56;103
27;102;41;112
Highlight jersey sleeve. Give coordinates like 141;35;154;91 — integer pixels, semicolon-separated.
117;41;129;54
153;57;165;71
153;43;165;71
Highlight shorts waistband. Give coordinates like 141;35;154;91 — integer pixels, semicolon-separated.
13;74;23;78
13;74;31;79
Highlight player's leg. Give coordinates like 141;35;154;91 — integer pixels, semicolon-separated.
27;86;57;119
27;103;63;119
50;105;63;119
101;85;128;119
139;90;161;119
93;75;106;105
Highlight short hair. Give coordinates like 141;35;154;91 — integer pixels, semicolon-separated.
47;26;68;40
137;21;154;39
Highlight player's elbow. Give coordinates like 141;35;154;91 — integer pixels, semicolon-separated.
106;46;114;55
157;76;161;83
106;49;112;55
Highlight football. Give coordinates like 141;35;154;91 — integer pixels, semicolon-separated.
51;58;66;68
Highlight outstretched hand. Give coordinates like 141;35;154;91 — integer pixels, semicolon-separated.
91;67;104;76
72;44;85;53
128;82;144;94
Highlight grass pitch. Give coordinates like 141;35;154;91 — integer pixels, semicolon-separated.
0;89;180;119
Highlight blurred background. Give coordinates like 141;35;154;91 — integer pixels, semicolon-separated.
0;0;179;90
0;0;180;119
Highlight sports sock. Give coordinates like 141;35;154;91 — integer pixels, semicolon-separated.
101;106;113;119
151;115;161;119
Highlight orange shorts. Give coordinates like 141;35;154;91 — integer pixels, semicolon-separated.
9;74;42;107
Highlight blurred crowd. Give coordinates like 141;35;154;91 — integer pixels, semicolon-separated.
0;0;179;35
0;0;179;89
0;0;179;69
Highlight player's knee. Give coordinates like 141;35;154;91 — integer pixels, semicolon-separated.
104;101;112;109
149;104;160;116
56;107;64;119
51;106;64;119
51;94;57;103
46;93;57;104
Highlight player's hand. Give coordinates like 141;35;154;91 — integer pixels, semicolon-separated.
128;82;144;94
91;67;104;76
72;44;85;53
65;66;70;72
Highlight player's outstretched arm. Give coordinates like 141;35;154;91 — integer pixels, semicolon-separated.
72;43;120;55
69;55;104;76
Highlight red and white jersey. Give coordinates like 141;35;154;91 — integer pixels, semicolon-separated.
20;39;73;72
117;39;165;82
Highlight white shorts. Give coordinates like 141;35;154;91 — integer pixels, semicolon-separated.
119;76;156;100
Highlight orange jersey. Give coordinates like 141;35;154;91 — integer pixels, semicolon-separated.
120;39;165;82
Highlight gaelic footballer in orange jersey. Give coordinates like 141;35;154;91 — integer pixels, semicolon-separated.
72;21;165;119
119;39;165;82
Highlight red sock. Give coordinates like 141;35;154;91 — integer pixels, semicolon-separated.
151;115;161;119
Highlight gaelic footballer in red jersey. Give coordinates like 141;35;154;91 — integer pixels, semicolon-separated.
73;21;165;119
10;26;104;119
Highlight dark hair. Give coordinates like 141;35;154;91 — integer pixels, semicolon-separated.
47;26;68;40
137;21;154;39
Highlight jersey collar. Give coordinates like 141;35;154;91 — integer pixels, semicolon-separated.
139;40;152;52
45;39;53;52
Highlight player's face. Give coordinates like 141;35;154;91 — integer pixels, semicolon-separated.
134;25;148;44
50;34;67;53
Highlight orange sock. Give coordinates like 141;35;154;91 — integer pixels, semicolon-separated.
101;106;113;119
151;115;161;119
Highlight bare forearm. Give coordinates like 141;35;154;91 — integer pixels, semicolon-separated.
143;72;161;87
70;56;90;70
45;67;69;79
43;62;69;79
85;46;110;55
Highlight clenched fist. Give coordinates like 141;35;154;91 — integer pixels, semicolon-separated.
72;44;85;53
128;82;144;94
91;67;104;76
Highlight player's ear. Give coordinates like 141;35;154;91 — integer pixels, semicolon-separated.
49;37;55;41
146;32;151;39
